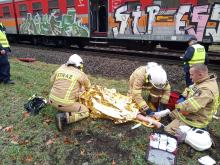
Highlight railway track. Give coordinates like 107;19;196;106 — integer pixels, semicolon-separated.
11;43;220;70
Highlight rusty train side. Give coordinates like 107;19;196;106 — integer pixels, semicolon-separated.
0;0;219;50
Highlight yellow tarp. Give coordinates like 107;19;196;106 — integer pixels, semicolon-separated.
80;85;139;124
80;85;156;128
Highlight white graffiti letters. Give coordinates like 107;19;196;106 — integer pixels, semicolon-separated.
187;5;209;41
146;6;160;34
132;5;142;34
114;5;130;34
176;5;190;35
205;3;220;42
113;3;220;42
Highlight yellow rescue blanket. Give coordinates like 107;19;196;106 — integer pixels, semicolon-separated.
80;85;139;124
80;85;158;128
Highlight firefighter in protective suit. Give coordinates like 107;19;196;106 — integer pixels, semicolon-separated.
164;64;219;135
128;62;171;116
49;54;91;131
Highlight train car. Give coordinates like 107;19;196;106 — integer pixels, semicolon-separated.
0;0;219;50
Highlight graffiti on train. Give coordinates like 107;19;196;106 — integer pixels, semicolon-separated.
112;3;220;42
19;9;89;37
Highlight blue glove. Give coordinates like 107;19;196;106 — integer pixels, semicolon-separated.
146;108;155;116
177;95;186;103
157;103;167;112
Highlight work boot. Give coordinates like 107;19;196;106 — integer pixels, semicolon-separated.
56;113;67;131
4;80;15;84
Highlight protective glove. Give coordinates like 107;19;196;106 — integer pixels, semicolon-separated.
157;103;167;112
153;109;171;119
176;95;186;103
140;108;155;116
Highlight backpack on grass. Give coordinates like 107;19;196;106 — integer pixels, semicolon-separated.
24;95;47;115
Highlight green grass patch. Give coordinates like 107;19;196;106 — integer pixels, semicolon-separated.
0;58;219;164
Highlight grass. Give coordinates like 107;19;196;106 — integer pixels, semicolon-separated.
0;58;220;164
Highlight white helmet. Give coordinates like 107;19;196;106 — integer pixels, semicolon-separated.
66;54;83;67
185;128;212;151
146;62;168;89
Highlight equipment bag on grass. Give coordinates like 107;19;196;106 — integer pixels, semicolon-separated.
24;95;47;115
146;132;178;165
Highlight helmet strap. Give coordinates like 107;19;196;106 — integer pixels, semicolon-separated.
80;64;84;71
67;64;83;71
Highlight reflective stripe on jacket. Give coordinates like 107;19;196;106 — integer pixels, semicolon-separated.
175;74;219;128
0;24;10;48
188;44;205;66
49;64;91;105
128;66;170;109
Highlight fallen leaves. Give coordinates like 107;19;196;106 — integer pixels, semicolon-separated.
63;136;74;144
10;134;19;145
43;118;53;127
3;125;13;132
86;138;94;144
80;149;85;156
46;139;54;145
24;155;33;163
22;111;30;119
112;159;116;165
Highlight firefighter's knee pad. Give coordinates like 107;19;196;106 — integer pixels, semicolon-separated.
66;111;89;124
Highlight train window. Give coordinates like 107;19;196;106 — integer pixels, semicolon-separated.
19;4;28;17
3;6;11;18
32;2;42;15
66;0;74;8
153;0;161;6
48;0;59;13
154;0;179;8
198;0;208;5
127;2;141;11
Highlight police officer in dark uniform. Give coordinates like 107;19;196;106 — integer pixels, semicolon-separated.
0;23;14;84
181;35;208;87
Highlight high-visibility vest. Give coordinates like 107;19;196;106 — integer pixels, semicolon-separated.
0;23;10;48
188;44;205;66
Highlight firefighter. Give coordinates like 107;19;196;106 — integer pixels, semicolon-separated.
49;54;91;131
181;35;208;87
128;62;171;116
0;23;14;84
164;64;219;135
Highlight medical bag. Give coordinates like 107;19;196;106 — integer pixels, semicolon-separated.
146;132;178;165
167;91;181;110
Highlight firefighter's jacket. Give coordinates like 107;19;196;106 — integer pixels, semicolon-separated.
49;64;91;105
176;74;219;128
129;66;171;110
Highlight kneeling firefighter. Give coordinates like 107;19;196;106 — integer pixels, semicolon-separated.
49;54;91;131
128;62;171;117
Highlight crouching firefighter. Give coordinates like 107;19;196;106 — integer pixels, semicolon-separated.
128;62;171;117
49;54;91;131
